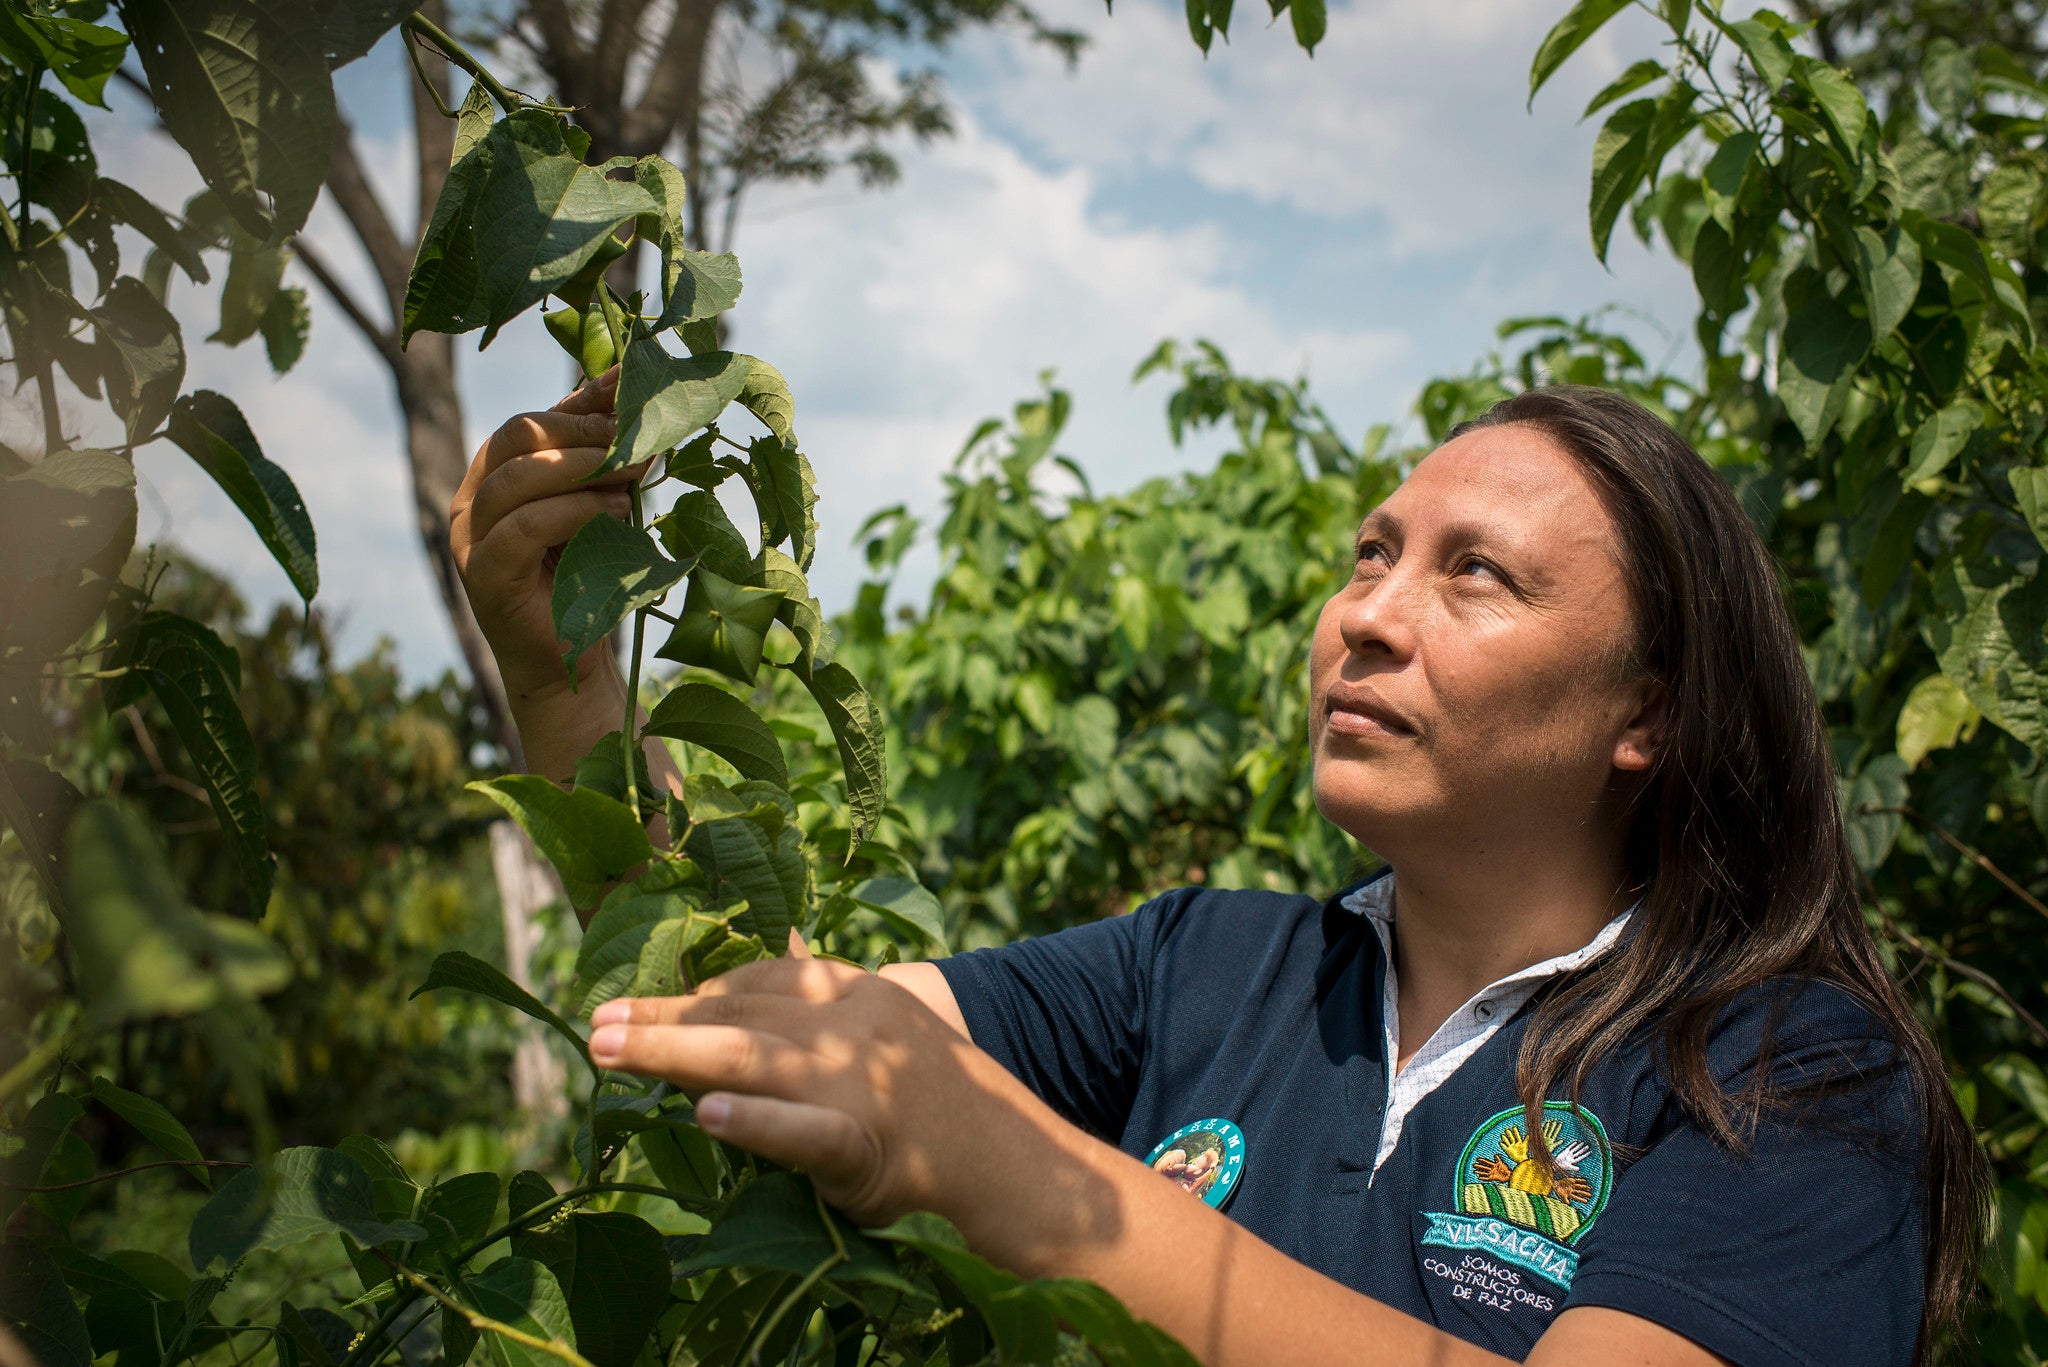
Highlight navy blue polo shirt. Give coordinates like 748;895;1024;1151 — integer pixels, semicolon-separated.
934;880;1925;1366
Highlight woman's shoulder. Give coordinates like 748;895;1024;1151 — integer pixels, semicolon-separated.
1702;975;1907;1077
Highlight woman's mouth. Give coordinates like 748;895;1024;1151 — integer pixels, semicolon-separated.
1323;686;1417;740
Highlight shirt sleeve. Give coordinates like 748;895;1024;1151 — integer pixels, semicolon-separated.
1564;984;1927;1367
933;891;1184;1139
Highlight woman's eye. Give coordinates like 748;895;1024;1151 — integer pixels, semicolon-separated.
1455;556;1503;582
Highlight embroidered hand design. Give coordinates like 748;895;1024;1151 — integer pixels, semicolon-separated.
1497;1126;1529;1162
1473;1153;1513;1183
1552;1139;1593;1172
1553;1174;1594;1205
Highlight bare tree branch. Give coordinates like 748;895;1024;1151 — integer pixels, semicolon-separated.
625;0;722;155
324;121;412;319
596;0;660;104
293;237;399;364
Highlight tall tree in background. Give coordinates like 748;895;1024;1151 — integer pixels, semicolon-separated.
297;0;1079;767
1784;0;2045;107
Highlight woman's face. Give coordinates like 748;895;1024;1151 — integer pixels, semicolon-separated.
1309;422;1661;861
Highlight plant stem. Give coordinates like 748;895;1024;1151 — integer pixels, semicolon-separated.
400;13;522;116
623;482;649;819
745;1250;843;1367
0;1157;250;1191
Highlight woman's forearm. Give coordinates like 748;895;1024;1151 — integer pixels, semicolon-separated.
948;1120;1509;1367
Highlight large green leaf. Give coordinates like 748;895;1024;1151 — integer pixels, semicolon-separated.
1776;294;1868;447
756;549;828;670
656;569;785;685
572;864;705;1011
404;109;497;340
63;801;290;1026
189;1147;427;1272
125;0;335;238
743;437;817;571
467;775;653;909
519;1213;668;1367
167;391;319;602
1902;401;1980;485
0;1237;93;1367
457;1258;579;1367
798;663;887;844
1588;99;1655;263
652;493;752;582
548;515;689;684
678;1172;913;1291
1794;58;1868;153
1851;224;1921;343
414;1172;504;1272
110;612;273;906
643;683;789;786
2011;467;2048;555
91;1076;211;1187
1896;674;1979;768
1927;555;2048;753
848;876;946;950
605;344;753;476
654;250;742;331
1529;0;1629;103
1842;753;1908;871
736;356;796;447
682;801;809;945
410;950;592;1068
93;277;184;445
0;448;136;665
463;114;658;345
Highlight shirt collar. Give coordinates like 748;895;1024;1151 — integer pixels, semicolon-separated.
1340;872;1635;994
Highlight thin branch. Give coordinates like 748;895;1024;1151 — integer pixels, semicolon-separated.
292;237;399;366
1866;804;2048;923
373;1256;595;1367
323;120;413;320
123;706;215;806
402;13;524;115
1878;911;2048;1050
1;1158;251;1192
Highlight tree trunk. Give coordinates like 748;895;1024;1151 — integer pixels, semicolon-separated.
489;820;569;1119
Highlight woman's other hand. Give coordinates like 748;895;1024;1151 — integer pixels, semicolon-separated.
449;368;649;773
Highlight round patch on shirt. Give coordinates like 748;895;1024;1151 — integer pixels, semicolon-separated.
1144;1118;1246;1210
1454;1102;1613;1244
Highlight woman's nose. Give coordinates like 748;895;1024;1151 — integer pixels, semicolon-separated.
1339;565;1421;662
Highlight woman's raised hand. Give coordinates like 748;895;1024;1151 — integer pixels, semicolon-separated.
449;368;649;733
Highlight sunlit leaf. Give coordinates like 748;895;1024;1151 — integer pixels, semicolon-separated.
411;949;592;1068
644;683;789;785
466;775;653;910
167;391;319;602
549;515;689;684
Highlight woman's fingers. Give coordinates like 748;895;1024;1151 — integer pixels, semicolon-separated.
689;954;865;1003
588;1021;818;1100
464;445;649;551
459;489;632;587
695;1092;880;1202
553;366;621;416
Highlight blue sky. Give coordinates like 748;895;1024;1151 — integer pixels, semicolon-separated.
47;0;1706;681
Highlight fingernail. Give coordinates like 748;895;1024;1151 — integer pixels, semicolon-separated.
697;1094;731;1132
590;1000;629;1026
590;1024;626;1060
598;365;622;389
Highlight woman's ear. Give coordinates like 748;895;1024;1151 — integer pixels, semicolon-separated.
1612;678;1668;773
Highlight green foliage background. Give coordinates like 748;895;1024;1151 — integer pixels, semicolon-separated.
6;0;2048;1363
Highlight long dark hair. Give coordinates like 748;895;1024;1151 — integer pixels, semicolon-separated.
1448;386;1986;1359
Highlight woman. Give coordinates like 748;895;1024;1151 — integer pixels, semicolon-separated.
452;379;1984;1366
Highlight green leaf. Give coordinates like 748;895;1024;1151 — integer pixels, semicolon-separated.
0;1237;93;1367
643;683;789;785
849;876;946;950
1287;0;1324;53
466;775;653;910
167;391;319;602
549;515;689;684
1581;59;1664;120
656;568;785;685
635;1119;724;1204
415;1172;503;1271
90;1076;210;1186
665;1272;788;1367
335;1135;417;1223
1927;556;2048;754
93;277;185;445
756;549;829;669
655;250;742;331
573;862;705;1011
189;1147;427;1272
212;240;286;346
260;284;311;372
95;179;209;284
653;491;753;581
1588;99;1655;263
459;1257;579;1367
1850;224;1921;343
605;344;753;476
63;801;290;1026
462;114;658;345
0;9;127;106
113;612;273;905
868;1213;1059;1360
0;448;137;663
1902;401;1980;485
678;1172;914;1292
628;913;720;998
798;662;886;844
1794;58;1867;153
1719;15;1795;90
125;0;335;238
1988;1054;2048;1127
744;437;816;570
1776;294;1868;447
2010;468;2048;555
404;111;495;338
1530;0;1629;104
317;1;423;69
1896;674;1979;769
410;949;593;1069
737;356;797;447
682;808;808;946
522;1213;668;1367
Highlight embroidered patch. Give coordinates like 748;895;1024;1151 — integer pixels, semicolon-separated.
1419;1102;1612;1292
1143;1118;1246;1210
